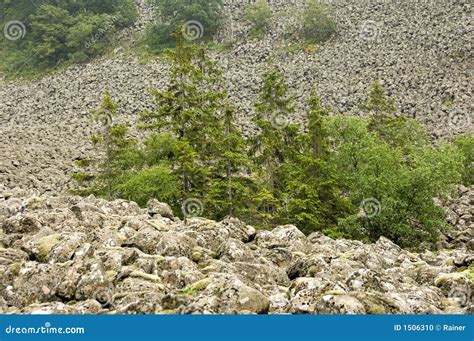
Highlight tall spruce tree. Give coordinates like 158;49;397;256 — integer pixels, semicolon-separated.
140;37;226;199
207;103;253;220
250;66;296;225
281;90;350;233
73;90;138;200
360;81;429;151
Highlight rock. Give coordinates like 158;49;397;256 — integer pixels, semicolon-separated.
125;227;162;254
2;214;42;234
147;199;174;220
217;239;253;263
255;225;309;253
315;294;366;314
156;232;197;258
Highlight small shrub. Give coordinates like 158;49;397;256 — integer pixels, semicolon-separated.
145;0;223;52
244;0;273;38
301;0;336;43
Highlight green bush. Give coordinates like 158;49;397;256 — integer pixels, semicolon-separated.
145;0;223;52
244;0;273;38
0;0;137;76
301;0;336;43
324;116;462;247
116;165;180;208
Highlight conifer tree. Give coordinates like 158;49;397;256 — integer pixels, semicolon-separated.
207;103;253;220
250;66;296;225
73;90;138;200
281;90;349;233
359;80;397;118
360;81;428;151
140;36;226;198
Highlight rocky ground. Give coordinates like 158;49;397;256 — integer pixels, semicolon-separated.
0;0;472;193
0;185;472;314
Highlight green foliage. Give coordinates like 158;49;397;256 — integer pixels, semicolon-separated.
244;0;273;38
280;91;351;233
116;165;179;208
207;104;254;220
0;0;137;76
74;52;466;248
360;81;397;118
360;81;429;152
453;134;474;185
324;115;462;247
140;42;227;198
145;0;222;52
301;0;336;43
249;66;297;226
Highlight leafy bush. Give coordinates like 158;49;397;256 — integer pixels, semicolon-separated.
324;116;462;247
301;0;336;43
244;0;273;38
0;0;137;76
116;165;180;208
145;0;222;52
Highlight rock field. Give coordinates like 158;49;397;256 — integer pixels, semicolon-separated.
0;185;472;314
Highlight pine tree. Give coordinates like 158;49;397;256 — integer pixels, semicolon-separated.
140;37;226;198
360;81;429;151
207;103;253;220
250;66;296;226
359;80;396;118
73;90;138;200
281;90;349;233
91;90;118;199
359;81;398;141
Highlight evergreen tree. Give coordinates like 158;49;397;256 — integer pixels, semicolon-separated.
140;37;229;202
360;81;429;151
207;103;253;220
72;90;139;200
359;80;397;118
250;66;296;226
281;91;349;233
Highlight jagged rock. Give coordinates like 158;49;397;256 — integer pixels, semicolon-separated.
217;239;254;263
147;199;174;220
316;294;366;314
125;227;162;254
2;214;42;234
179;274;270;314
255;225;310;253
156;232;197;258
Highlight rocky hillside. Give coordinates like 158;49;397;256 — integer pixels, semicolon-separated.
0;0;472;193
0;0;472;315
0;185;472;314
